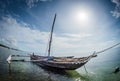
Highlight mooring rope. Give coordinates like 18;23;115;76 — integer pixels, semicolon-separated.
95;42;120;55
84;65;88;73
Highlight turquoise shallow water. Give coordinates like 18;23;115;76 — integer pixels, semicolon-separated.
0;47;120;81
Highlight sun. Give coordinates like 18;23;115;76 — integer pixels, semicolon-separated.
75;10;90;23
76;11;89;21
69;8;94;30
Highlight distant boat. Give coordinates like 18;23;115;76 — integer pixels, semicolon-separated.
30;14;97;70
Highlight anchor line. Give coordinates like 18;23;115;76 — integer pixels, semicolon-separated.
95;42;120;55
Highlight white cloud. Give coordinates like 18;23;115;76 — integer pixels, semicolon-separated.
26;0;38;8
0;16;50;52
112;0;120;6
25;0;52;8
1;37;17;47
111;0;120;18
0;16;93;55
63;33;92;38
1;16;91;54
0;15;118;56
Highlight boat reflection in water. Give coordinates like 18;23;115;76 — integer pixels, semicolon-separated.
7;61;89;81
34;63;89;81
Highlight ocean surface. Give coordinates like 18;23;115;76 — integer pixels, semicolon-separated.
0;47;120;81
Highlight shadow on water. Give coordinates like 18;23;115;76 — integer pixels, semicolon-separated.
32;63;89;81
6;62;89;81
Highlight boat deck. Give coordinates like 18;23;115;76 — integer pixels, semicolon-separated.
30;55;90;64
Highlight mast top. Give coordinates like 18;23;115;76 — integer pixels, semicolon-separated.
48;13;57;57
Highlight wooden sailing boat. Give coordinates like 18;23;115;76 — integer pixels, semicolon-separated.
5;14;120;70
6;14;120;70
30;14;97;70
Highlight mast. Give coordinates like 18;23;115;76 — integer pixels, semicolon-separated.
48;13;57;57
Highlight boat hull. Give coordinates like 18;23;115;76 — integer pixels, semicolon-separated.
30;55;88;70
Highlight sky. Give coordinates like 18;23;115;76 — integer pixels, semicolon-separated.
0;0;120;56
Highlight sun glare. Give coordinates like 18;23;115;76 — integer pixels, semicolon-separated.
75;10;90;23
76;11;88;21
68;7;95;31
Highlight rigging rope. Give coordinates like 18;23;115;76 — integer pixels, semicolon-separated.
95;42;120;55
84;65;88;73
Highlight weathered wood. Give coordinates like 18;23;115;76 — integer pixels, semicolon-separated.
30;54;94;70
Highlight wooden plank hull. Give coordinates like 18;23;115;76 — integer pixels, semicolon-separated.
32;61;87;70
30;55;89;70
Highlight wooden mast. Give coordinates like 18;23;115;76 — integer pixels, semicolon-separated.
48;13;57;57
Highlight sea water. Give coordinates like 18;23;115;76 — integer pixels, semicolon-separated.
0;47;120;81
